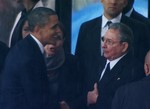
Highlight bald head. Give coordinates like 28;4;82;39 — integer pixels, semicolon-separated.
144;50;150;76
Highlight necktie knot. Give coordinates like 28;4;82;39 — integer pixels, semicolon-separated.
106;21;112;27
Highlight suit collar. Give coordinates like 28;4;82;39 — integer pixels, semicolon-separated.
102;13;122;28
98;53;132;85
125;8;134;17
25;35;44;55
30;34;44;54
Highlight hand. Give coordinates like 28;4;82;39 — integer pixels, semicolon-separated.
60;101;70;109
87;83;99;105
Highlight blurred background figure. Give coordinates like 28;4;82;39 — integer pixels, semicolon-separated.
44;22;80;109
122;0;150;45
0;0;21;44
9;0;44;48
22;20;30;38
112;50;150;109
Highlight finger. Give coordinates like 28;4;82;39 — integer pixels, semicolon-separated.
94;83;98;94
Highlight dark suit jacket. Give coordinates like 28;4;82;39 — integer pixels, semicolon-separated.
0;42;9;73
129;9;150;46
130;9;150;28
112;75;150;109
86;53;145;109
0;35;51;109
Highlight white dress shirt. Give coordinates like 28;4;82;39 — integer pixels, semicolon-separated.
99;54;126;81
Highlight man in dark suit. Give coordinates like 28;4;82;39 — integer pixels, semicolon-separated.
75;0;149;75
0;7;61;109
112;50;150;109
123;0;150;26
85;23;145;109
122;0;150;45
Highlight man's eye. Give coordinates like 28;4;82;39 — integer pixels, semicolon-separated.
51;24;59;30
107;40;112;44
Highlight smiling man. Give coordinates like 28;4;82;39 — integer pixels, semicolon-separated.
0;7;61;109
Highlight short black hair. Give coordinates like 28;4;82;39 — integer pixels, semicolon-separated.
27;7;57;32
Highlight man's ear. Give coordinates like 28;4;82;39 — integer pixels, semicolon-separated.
122;42;128;53
144;63;149;76
34;25;40;33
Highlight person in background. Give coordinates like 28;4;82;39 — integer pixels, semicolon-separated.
44;22;80;109
22;20;30;38
122;0;150;45
123;0;150;26
85;23;145;109
112;50;150;109
9;0;43;47
0;7;60;109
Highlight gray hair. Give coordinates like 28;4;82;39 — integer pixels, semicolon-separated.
27;7;57;32
109;22;134;52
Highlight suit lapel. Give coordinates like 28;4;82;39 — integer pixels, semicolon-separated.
99;53;131;87
26;35;46;67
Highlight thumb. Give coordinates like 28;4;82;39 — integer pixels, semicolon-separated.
93;83;98;94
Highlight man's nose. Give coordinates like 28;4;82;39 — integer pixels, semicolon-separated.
56;25;61;33
102;41;107;48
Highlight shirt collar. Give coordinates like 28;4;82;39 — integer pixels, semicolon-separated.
107;53;127;69
30;34;44;54
102;13;122;28
125;8;133;17
33;0;44;9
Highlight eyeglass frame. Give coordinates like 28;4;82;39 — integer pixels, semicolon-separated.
101;36;123;46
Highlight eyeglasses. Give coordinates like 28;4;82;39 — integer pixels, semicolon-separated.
101;37;121;46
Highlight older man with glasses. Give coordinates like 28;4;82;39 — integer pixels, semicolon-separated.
84;22;145;109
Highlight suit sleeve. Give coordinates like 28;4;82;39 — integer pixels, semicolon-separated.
111;85;128;109
19;58;50;109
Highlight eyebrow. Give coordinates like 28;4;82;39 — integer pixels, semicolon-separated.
50;23;59;29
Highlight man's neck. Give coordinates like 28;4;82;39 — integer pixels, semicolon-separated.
23;1;37;11
103;13;121;20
